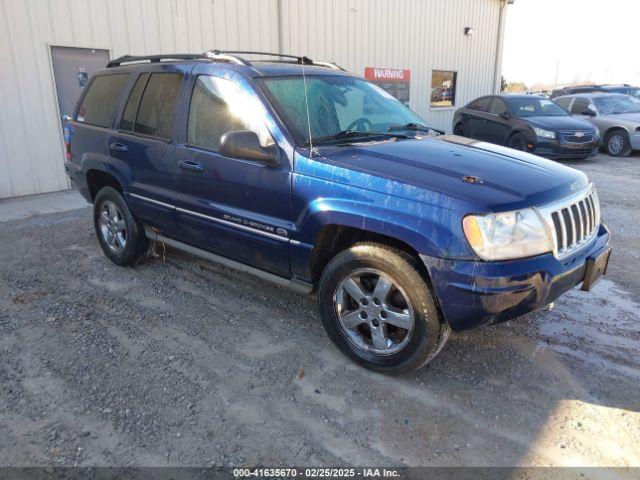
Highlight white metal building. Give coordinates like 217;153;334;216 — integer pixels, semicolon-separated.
0;0;512;199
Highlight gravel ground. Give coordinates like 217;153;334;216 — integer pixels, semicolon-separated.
0;153;639;469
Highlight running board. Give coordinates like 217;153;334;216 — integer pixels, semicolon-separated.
144;228;313;295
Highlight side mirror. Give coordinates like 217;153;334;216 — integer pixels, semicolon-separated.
500;112;510;120
219;130;279;165
581;109;596;117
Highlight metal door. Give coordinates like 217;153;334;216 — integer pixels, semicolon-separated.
50;46;110;125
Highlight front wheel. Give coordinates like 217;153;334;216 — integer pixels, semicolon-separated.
605;129;631;157
508;133;527;151
317;243;450;374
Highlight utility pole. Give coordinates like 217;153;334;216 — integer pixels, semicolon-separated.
554;59;560;87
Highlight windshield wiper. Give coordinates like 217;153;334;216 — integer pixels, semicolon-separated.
388;122;445;135
310;130;410;145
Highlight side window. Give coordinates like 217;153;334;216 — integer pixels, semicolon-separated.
76;74;129;128
469;97;492;112
134;73;183;139
187;76;272;151
120;73;149;131
555;97;572;111
489;98;508;116
570;98;591;115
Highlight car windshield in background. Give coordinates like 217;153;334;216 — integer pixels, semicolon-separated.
506;97;568;117
260;75;427;145
605;87;640;99
593;95;640;115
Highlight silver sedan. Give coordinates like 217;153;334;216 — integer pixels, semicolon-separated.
555;93;640;157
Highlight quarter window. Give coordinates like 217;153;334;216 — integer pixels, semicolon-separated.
430;70;457;108
120;73;149;131
134;73;183;139
76;74;129;128
187;76;272;151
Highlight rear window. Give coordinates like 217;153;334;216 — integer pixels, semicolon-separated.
134;73;183;139
76;74;129;128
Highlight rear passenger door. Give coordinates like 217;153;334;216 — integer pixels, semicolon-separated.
172;69;291;277
466;97;493;140
109;67;187;233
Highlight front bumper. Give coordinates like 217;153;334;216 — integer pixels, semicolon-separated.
532;137;599;159
422;225;610;331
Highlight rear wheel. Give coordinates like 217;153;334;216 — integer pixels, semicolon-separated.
508;133;527;151
605;129;631;157
317;243;450;374
94;186;149;266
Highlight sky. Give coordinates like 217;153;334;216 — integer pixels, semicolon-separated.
502;0;640;88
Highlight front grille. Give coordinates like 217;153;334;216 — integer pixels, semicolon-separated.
540;188;600;258
559;130;594;144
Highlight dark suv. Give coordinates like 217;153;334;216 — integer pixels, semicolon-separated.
64;51;611;374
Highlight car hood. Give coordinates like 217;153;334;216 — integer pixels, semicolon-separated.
521;115;595;131
308;135;589;212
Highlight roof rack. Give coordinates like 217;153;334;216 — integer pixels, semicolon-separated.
107;50;346;71
107;53;208;68
205;50;314;66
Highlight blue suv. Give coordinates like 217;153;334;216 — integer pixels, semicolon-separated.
64;51;611;374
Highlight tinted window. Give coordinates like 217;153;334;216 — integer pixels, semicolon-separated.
134;73;183;138
570;98;592;115
489;98;508;116
469;97;492;112
555;97;572;111
76;74;129;128
431;70;457;108
188;76;273;151
120;73;149;131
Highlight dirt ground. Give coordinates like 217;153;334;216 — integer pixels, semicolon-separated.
0;153;639;471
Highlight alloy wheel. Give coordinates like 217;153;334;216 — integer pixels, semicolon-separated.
98;200;127;253
608;134;625;155
334;268;415;355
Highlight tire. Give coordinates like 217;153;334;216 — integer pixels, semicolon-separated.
507;133;527;151
317;243;450;374
604;129;631;157
453;123;466;136
93;186;149;266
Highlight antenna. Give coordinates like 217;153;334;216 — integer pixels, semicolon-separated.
301;56;314;158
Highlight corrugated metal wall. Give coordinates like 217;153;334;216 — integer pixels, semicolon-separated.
0;0;504;199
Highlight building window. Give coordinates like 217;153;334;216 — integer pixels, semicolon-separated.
430;70;457;108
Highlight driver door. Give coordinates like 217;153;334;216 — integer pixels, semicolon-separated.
172;69;292;277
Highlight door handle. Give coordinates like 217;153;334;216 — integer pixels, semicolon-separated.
178;160;204;172
109;142;128;153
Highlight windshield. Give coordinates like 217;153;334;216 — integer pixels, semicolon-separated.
506;97;568;117
605;87;640;99
259;75;427;145
593;95;640;115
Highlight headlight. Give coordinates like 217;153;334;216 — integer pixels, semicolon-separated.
463;208;553;261
533;127;556;139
